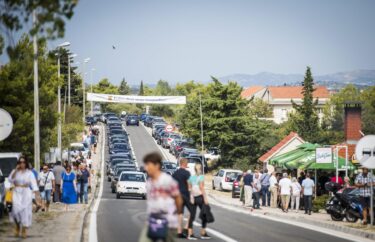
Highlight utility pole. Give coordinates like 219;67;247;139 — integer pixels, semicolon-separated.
82;58;90;122
199;93;205;174
33;9;40;172
90;68;95;115
57;55;62;160
68;55;71;106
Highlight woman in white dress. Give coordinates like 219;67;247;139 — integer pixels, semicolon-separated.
8;156;39;238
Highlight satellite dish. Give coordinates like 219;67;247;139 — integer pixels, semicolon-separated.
0;109;13;141
355;135;375;169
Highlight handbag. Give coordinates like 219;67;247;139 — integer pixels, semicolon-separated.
5;189;12;203
147;213;168;240
39;171;50;192
199;204;215;223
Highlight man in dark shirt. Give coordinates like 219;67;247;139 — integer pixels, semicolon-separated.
172;158;191;238
243;170;253;207
77;164;90;204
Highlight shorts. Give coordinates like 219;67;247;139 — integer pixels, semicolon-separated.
360;197;371;208
94;143;97;147
41;189;52;202
181;194;192;214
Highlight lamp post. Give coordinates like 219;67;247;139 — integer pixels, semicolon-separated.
68;53;77;106
82;58;90;122
90;68;96;115
56;41;70;161
199;92;205;174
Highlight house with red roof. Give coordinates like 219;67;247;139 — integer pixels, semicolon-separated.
241;85;331;124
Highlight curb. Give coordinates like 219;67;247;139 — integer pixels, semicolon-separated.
207;193;375;240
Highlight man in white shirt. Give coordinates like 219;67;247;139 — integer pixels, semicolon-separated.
278;173;292;212
302;173;315;215
39;165;55;212
269;172;278;208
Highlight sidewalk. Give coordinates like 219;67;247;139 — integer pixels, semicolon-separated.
0;125;103;242
204;176;375;240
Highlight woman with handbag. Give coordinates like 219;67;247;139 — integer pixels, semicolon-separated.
38;165;55;212
187;163;212;240
8;156;39;238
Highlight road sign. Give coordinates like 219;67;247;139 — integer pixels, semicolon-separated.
165;124;174;132
0;108;13;141
355;135;375;169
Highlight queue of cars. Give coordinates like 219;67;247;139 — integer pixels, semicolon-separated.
103;113;147;199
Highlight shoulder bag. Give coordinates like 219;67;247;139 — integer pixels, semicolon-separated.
39;172;50;192
147;213;168;240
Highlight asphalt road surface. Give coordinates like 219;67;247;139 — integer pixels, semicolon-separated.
97;124;354;242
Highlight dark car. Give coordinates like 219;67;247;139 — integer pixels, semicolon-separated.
162;162;177;175
140;113;148;122
144;116;155;127
126;115;139;126
109;143;131;154
232;174;243;198
85;116;96;125
157;131;168;145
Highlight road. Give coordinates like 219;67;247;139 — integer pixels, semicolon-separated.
96;124;354;242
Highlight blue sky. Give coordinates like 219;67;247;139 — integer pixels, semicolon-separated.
7;0;375;85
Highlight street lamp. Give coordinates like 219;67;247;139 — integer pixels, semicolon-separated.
68;53;77;106
82;58;90;122
90;68;96;115
56;41;70;161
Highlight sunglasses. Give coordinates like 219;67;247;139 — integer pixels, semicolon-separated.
19;161;26;164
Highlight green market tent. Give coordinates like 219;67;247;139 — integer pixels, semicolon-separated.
304;156;355;170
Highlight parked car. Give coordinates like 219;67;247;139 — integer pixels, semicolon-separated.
151;117;165;128
171;141;194;157
144;116;156;127
212;169;242;191
126;115;139;126
85;116;96;125
116;171;147;199
140;113;148;122
204;147;221;161
162;162;177;175
232;174;243;198
156;131;168;145
161;133;181;149
111;167;138;193
152;123;166;137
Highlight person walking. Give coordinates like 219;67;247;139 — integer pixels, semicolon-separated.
291;177;301;212
38;165;55;212
260;169;271;207
172;158;191;238
77;163;90;204
354;167;375;225
252;171;261;209
139;152;182;242
302;173;315;215
278;173;292;212
52;161;65;203
8;156;39;238
269;172;278;208
187;163;211;240
243;170;253;207
61;165;77;211
90;131;97;154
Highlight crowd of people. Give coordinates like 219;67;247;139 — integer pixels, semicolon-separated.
238;167;374;224
5;128;98;239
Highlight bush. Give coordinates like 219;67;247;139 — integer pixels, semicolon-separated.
312;194;329;213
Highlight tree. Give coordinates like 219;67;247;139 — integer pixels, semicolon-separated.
1;0;77;52
118;78;131;95
0;35;59;163
139;81;144;96
93;78;118;94
290;67;320;142
248;98;273;118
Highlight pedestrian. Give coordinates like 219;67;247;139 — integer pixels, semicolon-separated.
8;156;39;238
52;161;65;203
291;177;301;212
243;170;253;207
187;163;211;240
90;132;97;154
77;163;90;204
38;165;55;212
278;173;292;212
61;165;77;211
252;171;261;209
354;167;375;225
269;172;278;208
139;152;182;242
29;163;42;212
260;169;270;207
343;176;352;188
298;172;305;185
239;170;247;206
302;173;315;215
330;172;343;186
172;158;191;238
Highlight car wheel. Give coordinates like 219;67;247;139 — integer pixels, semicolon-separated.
116;193;120;199
107;177;111;182
232;191;236;198
142;195;147;200
220;183;223;191
212;181;215;190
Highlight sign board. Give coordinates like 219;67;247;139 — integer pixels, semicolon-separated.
0;109;13;141
316;147;332;164
165;124;174;132
355;135;375;169
87;93;186;105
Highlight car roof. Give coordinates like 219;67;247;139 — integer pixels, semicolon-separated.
119;171;144;175
219;169;242;173
70;143;84;147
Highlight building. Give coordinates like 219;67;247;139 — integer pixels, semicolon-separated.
241;86;331;124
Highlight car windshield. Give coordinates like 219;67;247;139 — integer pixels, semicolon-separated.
71;146;84;151
226;172;240;180
164;163;177;169
187;158;201;164
120;173;145;182
113;144;128;149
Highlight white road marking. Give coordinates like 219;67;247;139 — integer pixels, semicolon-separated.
89;124;105;242
209;198;374;242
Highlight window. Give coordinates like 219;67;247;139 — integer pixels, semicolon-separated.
218;170;225;177
120;173;145;182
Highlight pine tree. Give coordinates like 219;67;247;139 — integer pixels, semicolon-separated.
291;67;320;142
118;78;131;95
139;81;144;96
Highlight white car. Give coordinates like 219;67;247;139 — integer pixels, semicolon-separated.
212;169;242;191
116;171;147;199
